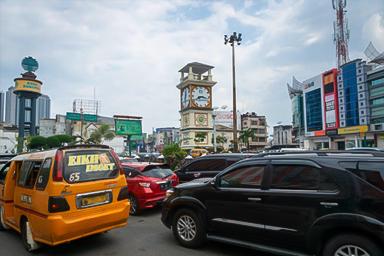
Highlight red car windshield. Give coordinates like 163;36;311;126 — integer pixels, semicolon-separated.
142;168;173;179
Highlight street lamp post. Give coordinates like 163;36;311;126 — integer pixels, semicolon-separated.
224;32;242;153
212;108;217;153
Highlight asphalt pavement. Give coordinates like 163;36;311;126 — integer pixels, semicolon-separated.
0;207;271;256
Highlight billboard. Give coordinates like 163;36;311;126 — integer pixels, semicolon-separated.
323;69;339;130
14;79;42;94
115;119;142;136
214;111;241;129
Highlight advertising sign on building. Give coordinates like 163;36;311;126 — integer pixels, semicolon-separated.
14;79;42;94
322;69;339;130
214;111;241;129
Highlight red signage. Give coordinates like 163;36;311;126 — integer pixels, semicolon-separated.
322;69;339;131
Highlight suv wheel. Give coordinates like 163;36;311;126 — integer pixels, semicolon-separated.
323;234;383;256
128;194;140;215
172;209;206;248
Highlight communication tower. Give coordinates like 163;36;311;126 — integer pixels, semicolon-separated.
332;0;350;68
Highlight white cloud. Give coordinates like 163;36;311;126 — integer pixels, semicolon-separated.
0;0;382;133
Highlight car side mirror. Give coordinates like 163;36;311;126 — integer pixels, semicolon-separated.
211;177;220;188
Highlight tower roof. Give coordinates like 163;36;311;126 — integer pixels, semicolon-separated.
179;62;214;74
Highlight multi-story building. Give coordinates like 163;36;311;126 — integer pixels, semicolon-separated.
4;86;50;126
337;59;372;148
303;74;329;149
36;94;51;125
5;86;18;125
0;91;4;122
273;125;293;145
287;76;305;145
240;112;268;151
367;65;384;147
154;127;180;152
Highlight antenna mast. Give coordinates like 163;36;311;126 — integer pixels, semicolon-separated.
332;0;350;68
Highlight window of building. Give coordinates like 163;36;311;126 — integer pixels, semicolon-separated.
372;78;384;87
324;83;334;94
251;121;258;125
359;86;363;90
361;119;365;123
359;77;362;82
220;165;265;188
305;88;323;132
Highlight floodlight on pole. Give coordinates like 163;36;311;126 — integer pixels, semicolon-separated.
224;32;242;152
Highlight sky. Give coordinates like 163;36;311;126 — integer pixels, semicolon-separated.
1;0;383;134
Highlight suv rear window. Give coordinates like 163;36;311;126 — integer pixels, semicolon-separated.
64;150;119;183
356;161;384;191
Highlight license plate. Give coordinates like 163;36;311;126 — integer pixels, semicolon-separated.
77;190;112;209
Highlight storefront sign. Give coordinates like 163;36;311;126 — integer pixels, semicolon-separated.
326;129;338;136
338;125;368;135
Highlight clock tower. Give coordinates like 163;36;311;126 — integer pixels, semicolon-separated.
177;62;217;149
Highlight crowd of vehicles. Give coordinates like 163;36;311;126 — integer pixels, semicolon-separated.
1;147;383;256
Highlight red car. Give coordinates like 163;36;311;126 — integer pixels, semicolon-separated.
121;162;179;215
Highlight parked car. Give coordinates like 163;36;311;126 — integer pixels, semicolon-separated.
0;145;129;251
122;162;179;215
162;151;384;256
175;153;254;183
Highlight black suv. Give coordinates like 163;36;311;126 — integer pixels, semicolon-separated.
162;151;384;256
175;153;254;183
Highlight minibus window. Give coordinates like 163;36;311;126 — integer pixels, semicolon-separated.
64;150;119;183
0;162;11;184
17;161;42;189
36;158;52;190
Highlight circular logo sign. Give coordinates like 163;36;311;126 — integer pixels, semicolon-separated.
21;57;39;72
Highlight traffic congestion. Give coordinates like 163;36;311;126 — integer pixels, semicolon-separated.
1;146;383;256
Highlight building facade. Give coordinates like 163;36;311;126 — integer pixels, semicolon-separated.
0;91;4;122
287;76;305;146
240;112;268;151
367;65;384;147
4;86;50;127
154;127;180;151
177;62;216;150
273;125;293;145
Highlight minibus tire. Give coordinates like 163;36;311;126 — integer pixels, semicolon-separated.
0;206;9;230
21;219;40;251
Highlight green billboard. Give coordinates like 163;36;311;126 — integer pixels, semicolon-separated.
115;119;142;136
66;112;97;122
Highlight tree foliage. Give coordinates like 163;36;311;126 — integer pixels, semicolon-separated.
162;143;187;170
88;124;115;144
239;128;256;150
27;134;76;150
194;132;207;143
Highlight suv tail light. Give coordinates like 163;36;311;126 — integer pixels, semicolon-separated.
48;196;70;213
53;150;64;182
117;186;129;201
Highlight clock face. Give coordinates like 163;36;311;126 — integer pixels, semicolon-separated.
181;88;190;108
192;87;210;107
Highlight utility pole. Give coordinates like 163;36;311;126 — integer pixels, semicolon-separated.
224;32;242;152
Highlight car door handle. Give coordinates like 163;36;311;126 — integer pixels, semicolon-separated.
248;197;262;202
320;202;338;207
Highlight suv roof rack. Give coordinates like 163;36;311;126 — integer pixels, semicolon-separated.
254;150;384;158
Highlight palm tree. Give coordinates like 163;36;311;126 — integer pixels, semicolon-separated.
239;128;256;150
88;124;115;144
215;135;227;148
